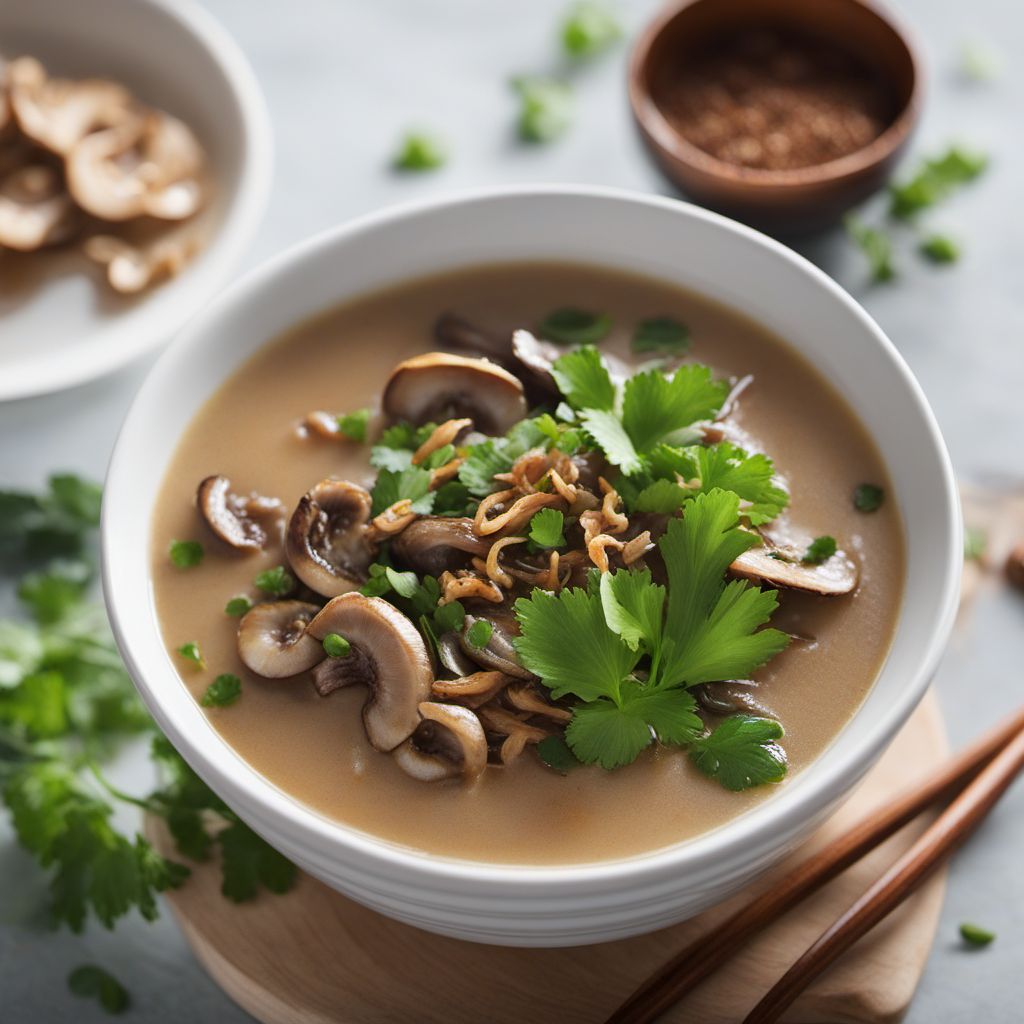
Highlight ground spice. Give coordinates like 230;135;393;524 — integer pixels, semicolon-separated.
654;28;896;171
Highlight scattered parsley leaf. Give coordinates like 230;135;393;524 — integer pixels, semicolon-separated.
804;536;837;564
254;565;293;597
176;642;204;669
322;633;351;658
959;922;996;947
372;466;435;515
853;483;885;513
565;696;653;769
540;309;613;346
599;568;664;653
632;316;691;355
888;147;989;220
512;76;574;143
562;1;622;59
682;442;788;526
218;819;297;902
551;345;616;410
393;131;447;171
529;508;566;549
385;567;420;599
919;234;960;264
370;446;414;472
224;595;253;617
690;715;788;791
68;964;130;1014
201;674;241;708
466;619;494;650
169;540;203;569
536;735;580;774
336;408;370;442
621;365;728;452
580;409;642;474
845;215;896;282
434;600;466;634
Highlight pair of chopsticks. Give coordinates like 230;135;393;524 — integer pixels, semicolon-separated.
605;704;1024;1024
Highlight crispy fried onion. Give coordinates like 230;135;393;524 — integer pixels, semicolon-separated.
580;477;642;573
477;704;551;765
432;670;512;708
473;488;562;536
365;498;418;543
412;417;472;465
438;569;504;605
504;682;572;723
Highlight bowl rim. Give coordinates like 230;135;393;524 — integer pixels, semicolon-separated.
627;0;924;189
103;183;961;888
0;0;273;402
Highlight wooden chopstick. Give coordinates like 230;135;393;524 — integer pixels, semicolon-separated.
743;721;1024;1023
605;705;1024;1024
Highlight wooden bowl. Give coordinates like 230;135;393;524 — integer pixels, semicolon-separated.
628;0;923;232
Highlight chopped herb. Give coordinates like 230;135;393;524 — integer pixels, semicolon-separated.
393;131;447;171
551;345;617;409
224;595;253;617
964;526;987;562
201;674;242;708
537;735;580;774
804;536;837;564
632;316;691;355
620;364;728;452
512;76;574;143
889;147;989;220
254;565;294;597
371;466;435;515
176;642;204;669
853;483;885;513
359;563;393;598
68;965;130;1014
422;443;456;470
336;408;371;442
385;566;420;599
845;216;896;282
919;234;960;264
690;716;788;791
466;619;494;649
434;600;466;635
959;922;996;947
562;1;622;59
529;508;566;549
323;633;351;658
169;539;204;569
540;308;613;346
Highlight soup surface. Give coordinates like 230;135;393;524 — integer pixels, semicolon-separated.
152;262;904;865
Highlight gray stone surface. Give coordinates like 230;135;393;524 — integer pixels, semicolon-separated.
1;0;1021;1019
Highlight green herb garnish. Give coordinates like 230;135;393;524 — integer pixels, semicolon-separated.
385;566;420;599
889;147;988;220
336;408;371;442
845;216;896;282
853;483;885;513
201;674;242;708
803;536;837;564
562;1;622;58
540;307;613;346
68;965;130;1014
393;131;447;171
224;595;253;617
959;922;996;946
529;508;566;549
964;526;987;562
371;465;435;515
323;633;351;658
434;600;466;634
176;641;204;668
690;716;788;791
512;76;574;143
466;619;494;649
254;565;294;597
632;316;691;355
537;735;580;774
169;539;204;569
919;234;960;264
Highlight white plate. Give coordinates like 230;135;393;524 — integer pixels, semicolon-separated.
0;0;271;402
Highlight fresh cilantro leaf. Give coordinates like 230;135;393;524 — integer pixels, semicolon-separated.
920;234;960;264
541;309;613;346
632;316;691;355
169;540;203;569
385;567;420;599
48;475;103;527
372;466;435;515
393;131;447;171
254;565;293;597
599;568;664;652
889;147;988;220
359;563;393;598
201;674;241;708
632;687;703;746
458;439;511;497
845;215;896;282
959;922;996;947
224;595;253;617
515;587;639;702
562;1;622;59
0;670;67;739
804;536;837;564
854;483;885;513
434;600;466;634
580;408;641;473
322;633;351;657
690;715;788;791
466;619;493;649
529;508;566;549
565;697;653;769
536;735;580;774
0;475;100;563
432;480;472;516
512;76;573;143
219;819;297;901
68;965;130;1014
422;443;456;470
370;446;414;472
686;443;789;526
336;408;370;441
551;345;616;410
176;642;204;669
621;365;728;452
17;559;91;624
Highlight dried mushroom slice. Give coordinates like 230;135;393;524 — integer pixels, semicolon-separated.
285;480;377;597
84;225;202;294
237;601;323;678
197;475;283;553
391;516;491;576
393;702;488;782
0;162;78;251
730;541;858;595
382;352;527;435
307;594;433;751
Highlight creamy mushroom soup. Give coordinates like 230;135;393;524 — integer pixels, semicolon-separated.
152;262;904;865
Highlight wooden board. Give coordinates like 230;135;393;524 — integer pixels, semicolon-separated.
148;691;947;1024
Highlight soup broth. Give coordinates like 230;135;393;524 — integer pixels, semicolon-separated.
151;262;904;865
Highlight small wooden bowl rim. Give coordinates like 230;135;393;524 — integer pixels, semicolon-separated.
628;0;924;190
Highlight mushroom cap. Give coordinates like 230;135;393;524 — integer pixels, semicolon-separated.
237;600;324;678
285;479;377;597
459;613;534;680
197;475;282;553
66;112;204;222
382;352;527;435
7;57;137;155
391;516;491;576
393;702;488;782
0;162;78;251
730;543;858;596
307;593;433;751
84;224;201;294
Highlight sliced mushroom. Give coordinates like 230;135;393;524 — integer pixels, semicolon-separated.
84;223;202;293
310;646;370;697
197;475;283;552
7;57;137;155
0;162;78;251
504;682;572;723
237;600;323;678
730;541;858;596
695;680;775;718
512;328;632;392
382;352;527;435
434;312;512;364
66;111;204;221
459;614;534;680
391;516;491;575
285;480;377;597
393;702;488;782
306;593;433;751
435;631;480;678
432;670;511;708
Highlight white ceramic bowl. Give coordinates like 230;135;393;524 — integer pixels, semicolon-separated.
0;0;271;401
103;187;960;947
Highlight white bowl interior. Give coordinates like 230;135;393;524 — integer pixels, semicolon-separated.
103;188;960;942
0;0;271;400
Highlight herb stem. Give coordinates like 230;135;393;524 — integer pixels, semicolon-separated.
87;760;158;813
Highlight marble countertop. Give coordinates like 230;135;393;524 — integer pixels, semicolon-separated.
2;0;1022;1019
